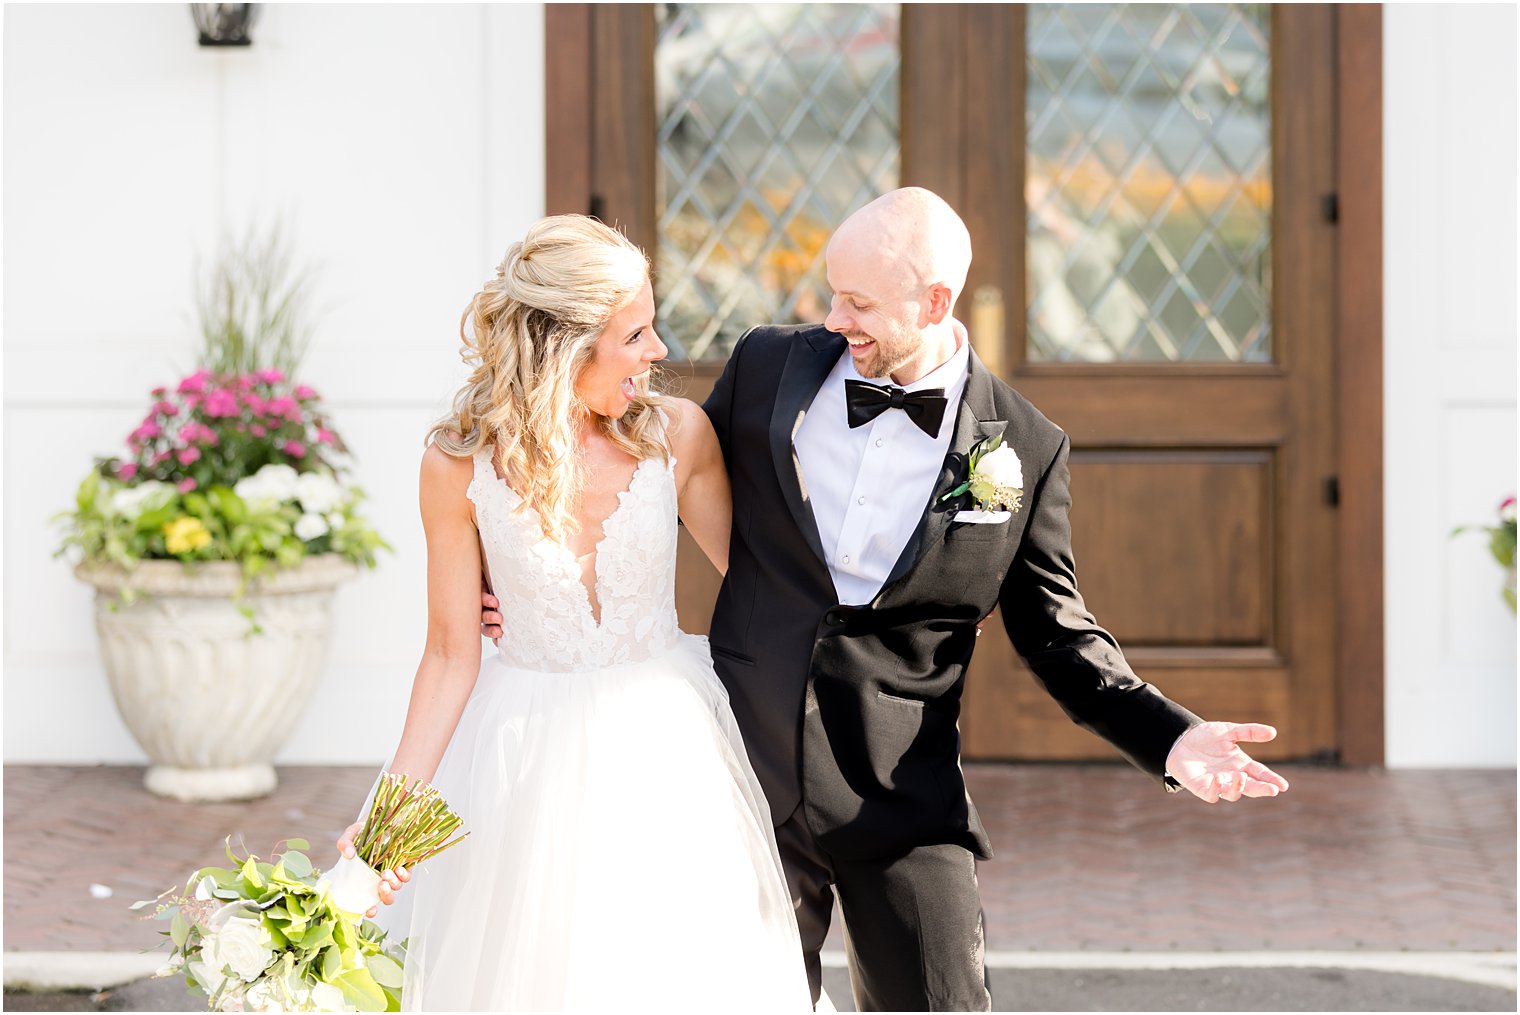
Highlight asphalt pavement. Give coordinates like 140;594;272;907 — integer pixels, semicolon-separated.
4;965;1516;1012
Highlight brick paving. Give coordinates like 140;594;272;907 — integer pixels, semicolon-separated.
3;764;1513;956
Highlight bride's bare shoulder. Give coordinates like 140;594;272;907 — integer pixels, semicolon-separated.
662;398;716;453
420;433;478;498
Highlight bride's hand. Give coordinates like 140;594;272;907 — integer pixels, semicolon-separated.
335;821;411;917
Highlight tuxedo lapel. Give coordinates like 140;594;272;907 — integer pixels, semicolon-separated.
768;327;845;567
878;349;1007;594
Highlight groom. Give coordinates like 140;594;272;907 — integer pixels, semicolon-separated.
487;188;1288;1011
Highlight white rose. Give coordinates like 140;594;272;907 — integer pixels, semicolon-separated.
973;445;1023;488
295;472;342;515
294;513;330;542
188;957;228;997
204;915;274;982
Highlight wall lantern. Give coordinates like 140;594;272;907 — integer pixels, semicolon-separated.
191;3;258;47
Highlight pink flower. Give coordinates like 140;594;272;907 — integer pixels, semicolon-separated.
283;440;307;459
177;478;198;493
294;385;317;400
243;393;267;415
153;450;172;465
129;420;162;442
203;389;240;418
177;370;213;395
184;393;202;409
177;447;201;466
1502;496;1516;511
151;386;168;398
117;462;138;481
266;396;299;420
254;368;286;385
235;375;256;390
316;428;337;446
154;400;180;417
251;424;267;437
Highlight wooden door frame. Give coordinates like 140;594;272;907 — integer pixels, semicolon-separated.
543;3;1385;764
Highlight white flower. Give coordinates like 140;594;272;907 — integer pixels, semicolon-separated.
294;514;330;542
203;914;274;982
108;480;175;520
188;957;228;997
972;445;1022;489
235;464;300;508
326;512;346;531
295;472;342;515
243;978;287;1012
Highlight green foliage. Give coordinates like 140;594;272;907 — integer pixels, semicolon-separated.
196;224;316;379
137;838;406;1011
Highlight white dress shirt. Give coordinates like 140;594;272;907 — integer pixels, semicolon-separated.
794;323;971;605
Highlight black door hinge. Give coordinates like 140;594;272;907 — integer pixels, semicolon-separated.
1321;193;1339;223
1324;476;1340;507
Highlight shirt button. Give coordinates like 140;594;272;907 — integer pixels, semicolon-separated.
875;438;884;448
857;496;866;505
841;554;850;564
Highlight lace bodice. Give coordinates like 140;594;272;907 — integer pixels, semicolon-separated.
466;447;682;672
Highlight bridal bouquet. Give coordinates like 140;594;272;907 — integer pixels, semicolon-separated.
138;776;466;1012
136;837;405;1012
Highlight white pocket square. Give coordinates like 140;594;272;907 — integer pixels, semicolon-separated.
952;509;1011;525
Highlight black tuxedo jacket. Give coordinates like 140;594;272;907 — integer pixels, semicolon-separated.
701;324;1200;861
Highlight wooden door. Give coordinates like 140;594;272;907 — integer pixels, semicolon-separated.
548;4;1368;762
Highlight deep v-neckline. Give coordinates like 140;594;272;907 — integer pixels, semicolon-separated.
485;452;656;630
555;457;655;628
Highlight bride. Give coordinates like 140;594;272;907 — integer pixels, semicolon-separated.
336;215;813;1011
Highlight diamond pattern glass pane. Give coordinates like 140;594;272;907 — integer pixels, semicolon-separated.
1026;4;1272;363
655;4;901;361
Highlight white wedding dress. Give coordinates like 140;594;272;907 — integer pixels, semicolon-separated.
383;446;812;1012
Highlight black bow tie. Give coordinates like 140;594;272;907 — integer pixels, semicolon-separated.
844;379;949;437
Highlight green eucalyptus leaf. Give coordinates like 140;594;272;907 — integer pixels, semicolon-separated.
170;911;189;948
281;851;313;879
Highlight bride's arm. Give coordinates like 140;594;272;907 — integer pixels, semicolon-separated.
385;443;487;783
670;397;731;575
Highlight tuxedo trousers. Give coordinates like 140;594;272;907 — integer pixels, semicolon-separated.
776;802;992;1012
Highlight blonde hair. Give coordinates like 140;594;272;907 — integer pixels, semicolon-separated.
427;215;669;542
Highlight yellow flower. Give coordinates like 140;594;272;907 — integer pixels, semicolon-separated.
163;516;212;555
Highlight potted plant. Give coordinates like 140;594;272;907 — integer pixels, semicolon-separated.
55;230;388;802
1455;495;1517;614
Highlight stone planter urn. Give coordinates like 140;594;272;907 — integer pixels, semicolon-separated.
75;554;358;802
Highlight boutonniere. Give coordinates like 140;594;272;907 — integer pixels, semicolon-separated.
939;434;1023;514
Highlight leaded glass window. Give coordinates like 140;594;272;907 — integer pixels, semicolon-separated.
1026;3;1272;363
654;4;901;361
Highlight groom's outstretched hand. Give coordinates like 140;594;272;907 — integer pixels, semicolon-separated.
1165;722;1290;803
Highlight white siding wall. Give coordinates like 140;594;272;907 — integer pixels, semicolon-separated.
1384;4;1518;766
3;4;545;762
4;4;1515;766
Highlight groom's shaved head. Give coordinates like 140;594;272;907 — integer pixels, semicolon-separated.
828;187;972;306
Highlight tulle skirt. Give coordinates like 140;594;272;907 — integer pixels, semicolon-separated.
381;634;812;1012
